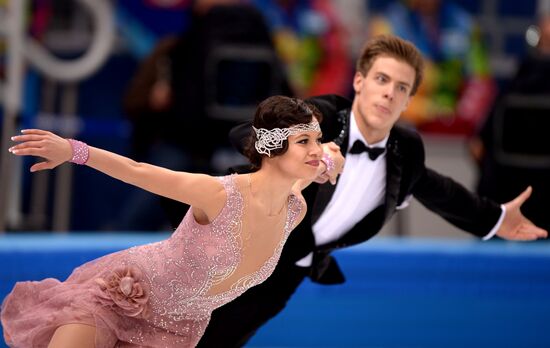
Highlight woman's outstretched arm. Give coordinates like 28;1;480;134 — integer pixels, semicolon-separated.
9;129;225;219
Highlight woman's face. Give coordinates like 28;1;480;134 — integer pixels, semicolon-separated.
274;124;323;180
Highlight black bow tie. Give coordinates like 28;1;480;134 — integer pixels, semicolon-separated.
348;140;385;160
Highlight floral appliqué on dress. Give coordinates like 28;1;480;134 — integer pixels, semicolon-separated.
95;266;150;319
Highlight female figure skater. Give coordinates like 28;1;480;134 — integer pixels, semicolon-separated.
1;96;342;347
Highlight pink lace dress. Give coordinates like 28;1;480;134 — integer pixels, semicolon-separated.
1;175;303;347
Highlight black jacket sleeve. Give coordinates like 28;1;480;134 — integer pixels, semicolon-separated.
406;131;502;237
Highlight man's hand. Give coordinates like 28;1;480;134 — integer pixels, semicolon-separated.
314;142;344;185
496;186;548;241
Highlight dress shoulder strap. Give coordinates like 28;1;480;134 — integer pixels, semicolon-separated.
210;174;244;234
285;193;305;232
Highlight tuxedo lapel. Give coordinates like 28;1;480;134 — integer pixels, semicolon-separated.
384;130;403;221
310;180;337;225
310;109;350;225
318;129;403;250
312;115;405;242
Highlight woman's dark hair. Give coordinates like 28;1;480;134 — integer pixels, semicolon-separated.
244;96;322;168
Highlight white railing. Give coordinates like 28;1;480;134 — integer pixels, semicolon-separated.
25;0;115;82
0;0;115;232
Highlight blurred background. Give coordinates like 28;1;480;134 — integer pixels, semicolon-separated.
0;0;549;235
1;0;550;347
1;0;549;235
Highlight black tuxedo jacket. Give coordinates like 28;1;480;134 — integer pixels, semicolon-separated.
230;94;502;284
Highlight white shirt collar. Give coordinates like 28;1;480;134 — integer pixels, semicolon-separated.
348;111;389;152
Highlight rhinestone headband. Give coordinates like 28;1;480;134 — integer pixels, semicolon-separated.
253;121;321;156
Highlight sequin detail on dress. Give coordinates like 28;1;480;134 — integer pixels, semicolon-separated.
1;175;303;347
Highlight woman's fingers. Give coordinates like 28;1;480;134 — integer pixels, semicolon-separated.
20;129;52;136
9;145;57;172
9;140;44;151
11;134;48;143
9;147;45;157
30;161;55;172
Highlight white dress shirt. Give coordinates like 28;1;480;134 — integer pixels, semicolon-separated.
296;112;503;267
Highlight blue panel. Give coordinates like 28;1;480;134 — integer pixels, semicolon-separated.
247;238;550;347
2;236;549;348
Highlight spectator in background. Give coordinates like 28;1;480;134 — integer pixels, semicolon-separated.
252;0;353;98
369;0;497;135
469;12;550;233
118;0;291;230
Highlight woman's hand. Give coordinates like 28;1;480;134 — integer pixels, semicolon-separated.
9;129;72;172
315;142;345;185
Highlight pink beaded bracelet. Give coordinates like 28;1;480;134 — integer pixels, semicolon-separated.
320;152;335;173
67;139;89;165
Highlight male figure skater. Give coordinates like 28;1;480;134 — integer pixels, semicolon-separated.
197;35;548;347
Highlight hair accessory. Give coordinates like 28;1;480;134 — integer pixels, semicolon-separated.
253;121;321;156
320;152;335;173
67;139;89;165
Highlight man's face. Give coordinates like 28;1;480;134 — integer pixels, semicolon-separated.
352;55;415;142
